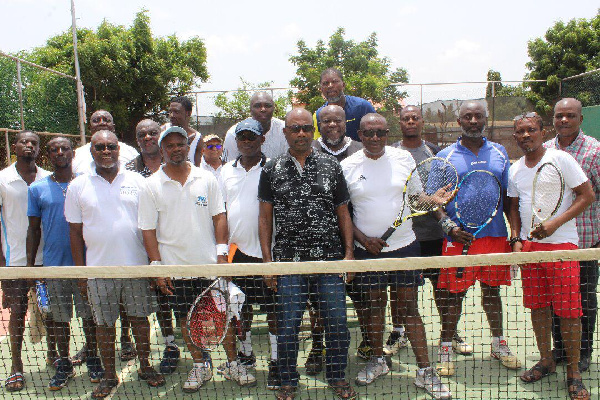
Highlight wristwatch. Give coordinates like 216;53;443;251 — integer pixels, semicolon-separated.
509;237;522;246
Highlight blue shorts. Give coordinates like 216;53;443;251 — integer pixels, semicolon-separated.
350;241;424;295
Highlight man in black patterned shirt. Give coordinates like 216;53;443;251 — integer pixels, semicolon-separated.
258;108;356;400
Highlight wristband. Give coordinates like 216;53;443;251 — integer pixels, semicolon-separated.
150;260;162;266
439;216;458;235
509;237;522;246
216;244;229;256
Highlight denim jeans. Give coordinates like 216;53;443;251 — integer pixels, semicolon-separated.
277;273;349;387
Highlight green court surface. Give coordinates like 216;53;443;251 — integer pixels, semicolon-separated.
0;278;598;399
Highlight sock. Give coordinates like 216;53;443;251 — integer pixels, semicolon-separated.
492;336;505;347
393;326;405;336
239;331;253;356
440;341;452;350
269;333;278;360
418;366;430;375
377;357;385;364
164;335;176;347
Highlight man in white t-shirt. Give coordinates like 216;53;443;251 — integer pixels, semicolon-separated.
137;126;252;391
341;114;452;399
507;112;594;400
65;130;163;398
0;130;49;392
167;96;203;166
222;91;288;162
72;110;139;175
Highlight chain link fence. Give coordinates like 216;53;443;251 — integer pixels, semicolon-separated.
560;68;600;140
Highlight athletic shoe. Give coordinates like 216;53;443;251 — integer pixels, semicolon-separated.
48;359;75;391
383;331;409;356
414;367;452;400
452;333;473;355
355;356;389;386
305;346;324;375
237;351;256;367
183;362;213;393
356;341;373;360
86;356;104;383
436;344;455;376
267;360;281;390
220;360;257;387
491;340;521;370
159;345;180;374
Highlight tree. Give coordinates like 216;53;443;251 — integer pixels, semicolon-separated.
525;13;600;112
214;78;291;121
485;69;535;121
29;10;209;142
289;28;408;114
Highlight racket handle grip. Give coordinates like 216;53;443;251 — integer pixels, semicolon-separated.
456;243;471;278
381;227;395;242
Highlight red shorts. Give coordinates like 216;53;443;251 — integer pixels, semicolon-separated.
437;237;511;293
521;242;582;319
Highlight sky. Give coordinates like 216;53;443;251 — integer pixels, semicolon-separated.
2;0;599;110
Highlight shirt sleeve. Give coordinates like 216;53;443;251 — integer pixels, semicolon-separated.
222;126;237;163
559;152;589;189
332;161;351;207
257;163;274;203
207;174;226;217
64;179;83;224
507;164;519;198
500;147;510;189
27;186;41;218
138;181;159;230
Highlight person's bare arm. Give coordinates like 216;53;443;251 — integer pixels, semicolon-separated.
69;222;88;297
433;208;474;245
212;212;229;264
506;196;523;253
26;216;42;267
259;201;276;291
335;203;355;282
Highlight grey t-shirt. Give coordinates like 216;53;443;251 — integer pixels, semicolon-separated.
396;141;444;242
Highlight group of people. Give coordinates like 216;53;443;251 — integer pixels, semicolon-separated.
0;67;597;400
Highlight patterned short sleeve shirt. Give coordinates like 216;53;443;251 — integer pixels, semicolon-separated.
258;150;350;261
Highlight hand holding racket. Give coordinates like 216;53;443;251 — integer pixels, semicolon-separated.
381;157;458;241
186;279;230;350
455;170;502;277
523;162;565;251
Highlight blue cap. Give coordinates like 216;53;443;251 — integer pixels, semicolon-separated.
158;126;188;146
235;118;263;136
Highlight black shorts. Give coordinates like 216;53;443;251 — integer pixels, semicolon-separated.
169;278;213;321
1;279;32;313
231;250;276;314
419;239;443;281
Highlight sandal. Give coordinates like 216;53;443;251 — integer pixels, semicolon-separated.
5;373;25;392
139;367;166;387
275;385;297;400
567;378;590;400
520;360;555;383
330;380;358;400
91;378;119;399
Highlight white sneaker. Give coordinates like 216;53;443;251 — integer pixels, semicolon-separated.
491;339;521;370
383;331;409;356
355;356;389;386
183;363;213;393
415;367;452;400
220;360;257;387
452;333;473;355
436;344;455;376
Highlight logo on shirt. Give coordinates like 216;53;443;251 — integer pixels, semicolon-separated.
120;185;138;196
196;195;208;207
358;175;367;181
470;160;488;166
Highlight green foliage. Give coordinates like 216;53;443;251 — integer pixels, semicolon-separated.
28;10;209;142
214;78;291;121
289;28;408;114
0;57;20;129
525;13;600;111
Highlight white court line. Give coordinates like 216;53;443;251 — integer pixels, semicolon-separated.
0;335;6;343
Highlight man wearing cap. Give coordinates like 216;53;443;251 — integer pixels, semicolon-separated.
201;134;224;180
220;118;281;389
222;91;288;162
139;126;253;391
72;109;139;175
65;130;163;398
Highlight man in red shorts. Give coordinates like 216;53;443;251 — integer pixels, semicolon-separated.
434;100;520;376
508;112;593;400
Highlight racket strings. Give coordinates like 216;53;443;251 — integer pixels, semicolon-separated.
456;172;501;228
407;159;458;212
532;166;564;221
189;294;228;348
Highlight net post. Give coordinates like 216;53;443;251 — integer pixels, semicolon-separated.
71;0;87;145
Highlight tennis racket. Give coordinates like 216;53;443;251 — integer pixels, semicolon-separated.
186;278;230;351
523;162;565;251
381;157;458;241
455;170;502;277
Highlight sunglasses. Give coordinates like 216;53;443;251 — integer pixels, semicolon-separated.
236;132;259;141
91;116;112;123
361;129;389;138
286;124;315;134
513;112;538;121
93;143;118;151
206;144;223;150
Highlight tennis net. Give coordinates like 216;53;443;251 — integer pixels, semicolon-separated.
0;248;598;399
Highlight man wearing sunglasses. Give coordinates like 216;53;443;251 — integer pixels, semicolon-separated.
222;92;288;163
341;113;451;399
258;108;357;400
200;134;224;180
72;110;139;175
313;68;376;142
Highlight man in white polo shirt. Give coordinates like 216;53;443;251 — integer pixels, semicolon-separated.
65;130;163;399
138;126;253;391
220;118;280;389
0;130;49;392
